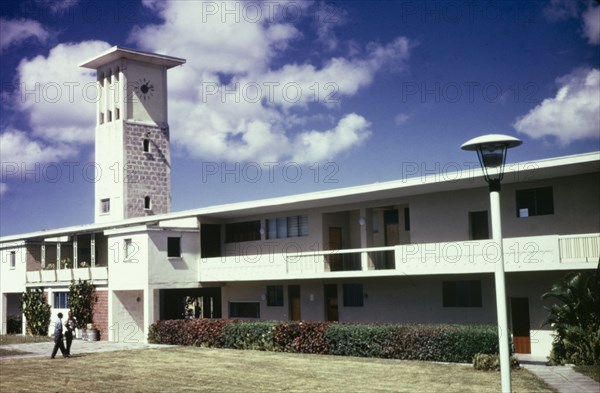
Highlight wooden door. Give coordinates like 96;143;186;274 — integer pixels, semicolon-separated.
324;284;339;321
511;298;531;354
288;285;301;321
328;227;342;271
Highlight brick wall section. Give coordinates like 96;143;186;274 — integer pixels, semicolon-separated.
93;290;109;341
124;122;171;218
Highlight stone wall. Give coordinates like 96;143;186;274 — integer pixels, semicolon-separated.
123;122;171;218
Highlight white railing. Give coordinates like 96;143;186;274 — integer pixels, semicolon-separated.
26;267;109;284
198;233;599;282
559;234;600;263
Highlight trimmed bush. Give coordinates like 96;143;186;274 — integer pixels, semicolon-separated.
473;353;520;371
148;320;500;363
223;321;276;351
148;319;234;347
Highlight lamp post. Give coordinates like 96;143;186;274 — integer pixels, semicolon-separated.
461;134;522;393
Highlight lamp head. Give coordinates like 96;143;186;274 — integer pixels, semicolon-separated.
461;134;522;185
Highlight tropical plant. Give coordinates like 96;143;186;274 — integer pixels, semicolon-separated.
542;262;600;365
69;279;97;328
20;287;51;336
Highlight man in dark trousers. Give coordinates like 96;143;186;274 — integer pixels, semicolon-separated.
50;312;68;359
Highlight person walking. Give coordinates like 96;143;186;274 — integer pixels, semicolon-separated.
50;312;68;359
64;310;76;356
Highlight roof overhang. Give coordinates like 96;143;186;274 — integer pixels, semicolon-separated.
1;152;598;242
79;46;186;69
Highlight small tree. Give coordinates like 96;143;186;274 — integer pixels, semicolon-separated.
20;287;51;336
69;279;97;328
542;262;600;365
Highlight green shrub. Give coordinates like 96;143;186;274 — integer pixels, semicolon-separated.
432;325;500;363
326;324;390;358
20;287;51;336
69;279;97;328
223;322;276;351
473;353;520;371
148;320;501;363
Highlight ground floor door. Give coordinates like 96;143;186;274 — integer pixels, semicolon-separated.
288;285;301;321
511;297;531;354
324;284;338;322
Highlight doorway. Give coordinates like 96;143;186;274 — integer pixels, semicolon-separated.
201;224;221;258
324;284;339;321
469;211;490;240
288;285;301;321
511;297;531;354
383;210;398;269
328;227;343;271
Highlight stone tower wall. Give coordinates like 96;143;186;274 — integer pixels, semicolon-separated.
123;122;171;218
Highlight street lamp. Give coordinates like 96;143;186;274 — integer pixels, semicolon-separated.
461;134;522;393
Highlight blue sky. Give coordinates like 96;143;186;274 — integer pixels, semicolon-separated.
1;0;599;236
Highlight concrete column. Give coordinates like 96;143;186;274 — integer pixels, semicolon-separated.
57;243;61;269
91;233;96;267
73;235;78;266
143;287;154;344
41;244;46;268
360;208;368;271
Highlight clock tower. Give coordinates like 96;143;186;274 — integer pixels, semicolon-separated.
80;47;185;223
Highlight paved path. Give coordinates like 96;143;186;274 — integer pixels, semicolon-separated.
1;339;170;360
518;355;600;393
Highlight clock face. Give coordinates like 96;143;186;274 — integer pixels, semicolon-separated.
134;78;155;101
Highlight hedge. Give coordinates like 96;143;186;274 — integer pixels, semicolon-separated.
148;320;502;363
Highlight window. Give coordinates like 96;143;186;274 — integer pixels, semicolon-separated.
266;285;284;307
99;112;104;124
107;110;112;122
343;283;364;307
144;196;151;210
516;187;554;217
143;139;150;152
124;239;134;260
443;280;482;307
10;251;16;268
266;215;308;239
115;107;120;120
229;302;260;318
100;198;110;214
225;221;261;243
404;207;410;231
53;292;70;309
167;237;181;258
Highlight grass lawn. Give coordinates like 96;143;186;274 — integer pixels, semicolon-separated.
0;346;556;393
574;365;600;383
0;334;52;345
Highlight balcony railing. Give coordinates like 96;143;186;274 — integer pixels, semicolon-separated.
26;266;109;284
198;233;599;282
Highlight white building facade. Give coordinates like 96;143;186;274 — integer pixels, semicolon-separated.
1;47;598;357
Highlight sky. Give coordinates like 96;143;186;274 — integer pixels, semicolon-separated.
0;0;599;237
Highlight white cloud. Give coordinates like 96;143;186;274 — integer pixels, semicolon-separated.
513;68;600;145
394;113;410;126
129;1;413;163
0;18;50;52
0;128;76;170
291;113;371;163
543;0;580;21
582;4;600;44
543;0;600;45
34;0;80;14
15;40;111;144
